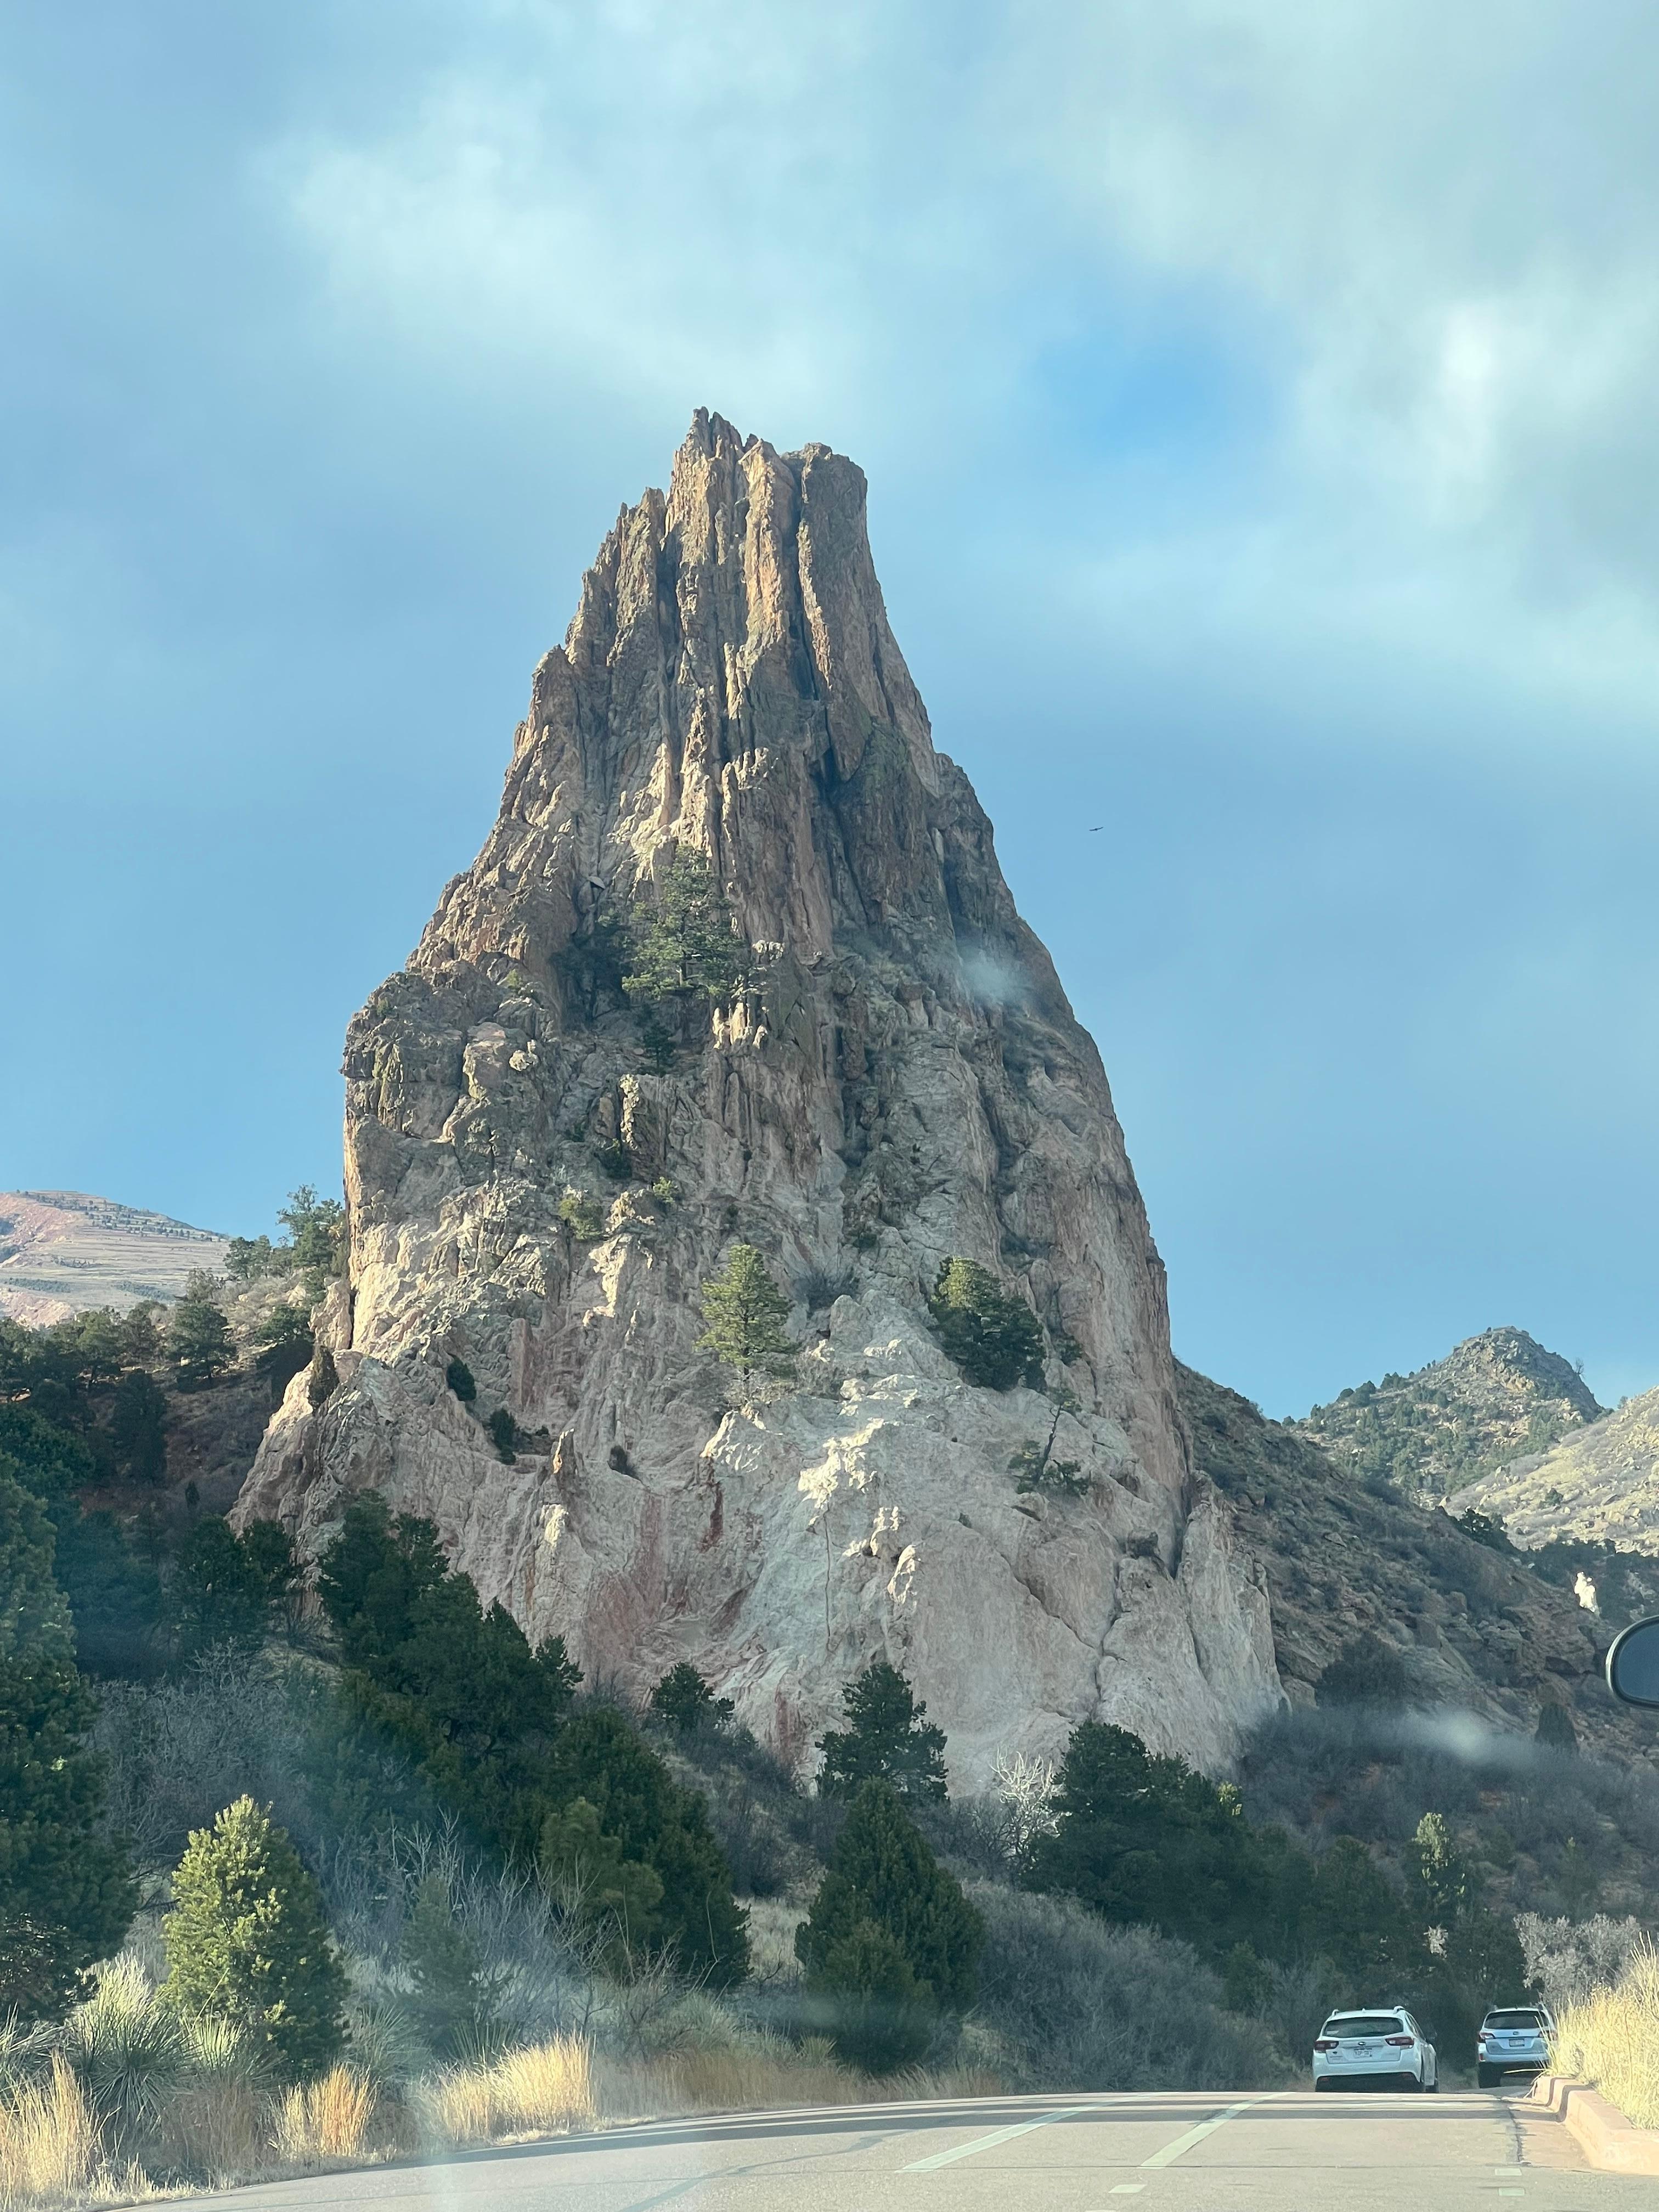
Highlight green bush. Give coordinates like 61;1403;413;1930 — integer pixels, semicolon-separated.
795;1779;982;2071
817;1660;949;1803
402;1871;501;2057
557;1190;605;1240
487;1408;518;1462
547;1711;750;1987
927;1258;1043;1390
445;1357;477;1402
163;1795;346;2080
168;1517;270;1658
277;1186;346;1276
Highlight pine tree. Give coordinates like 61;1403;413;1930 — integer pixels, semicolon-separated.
696;1245;794;1397
795;1780;982;2071
817;1660;949;1803
110;1369;168;1484
168;1283;234;1389
163;1796;346;2080
168;1517;269;1657
0;1466;136;2018
649;1662;734;1735
402;1872;500;2057
547;1710;750;1987
1027;1721;1281;1959
621;851;744;1005
926;1259;1043;1390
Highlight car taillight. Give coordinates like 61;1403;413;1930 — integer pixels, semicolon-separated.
1384;2036;1414;2047
1477;2034;1488;2048
1313;2039;1336;2051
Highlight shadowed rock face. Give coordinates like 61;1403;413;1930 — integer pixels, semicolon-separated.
236;410;1283;1782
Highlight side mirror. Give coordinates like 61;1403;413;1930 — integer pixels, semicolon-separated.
1606;1616;1659;1707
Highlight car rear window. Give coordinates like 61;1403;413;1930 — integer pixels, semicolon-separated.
1485;2011;1545;2030
1324;2016;1406;2038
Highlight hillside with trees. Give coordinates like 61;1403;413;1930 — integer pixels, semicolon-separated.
1293;1327;1604;1500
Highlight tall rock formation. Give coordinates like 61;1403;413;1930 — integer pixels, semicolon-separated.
236;411;1283;1782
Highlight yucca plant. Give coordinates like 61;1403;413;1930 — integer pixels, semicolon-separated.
58;1957;186;2160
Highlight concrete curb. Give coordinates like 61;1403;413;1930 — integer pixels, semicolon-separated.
1530;2073;1659;2174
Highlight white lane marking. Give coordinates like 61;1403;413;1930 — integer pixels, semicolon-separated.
1140;2094;1280;2169
1109;2187;1147;2197
902;2104;1090;2171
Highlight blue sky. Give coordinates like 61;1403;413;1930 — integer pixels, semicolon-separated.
4;1;1658;1415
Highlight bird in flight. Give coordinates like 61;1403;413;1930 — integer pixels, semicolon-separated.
1089;825;1104;832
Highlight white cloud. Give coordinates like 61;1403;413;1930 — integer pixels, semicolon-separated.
265;0;1659;735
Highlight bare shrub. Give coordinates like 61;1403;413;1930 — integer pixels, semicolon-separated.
1518;1914;1650;2011
968;1884;1283;2090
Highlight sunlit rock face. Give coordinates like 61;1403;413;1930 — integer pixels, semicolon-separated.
235;410;1283;1784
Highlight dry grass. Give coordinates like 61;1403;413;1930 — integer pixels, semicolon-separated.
273;2067;379;2165
411;2037;597;2146
595;2045;1000;2124
1553;1939;1659;2129
0;2056;102;2208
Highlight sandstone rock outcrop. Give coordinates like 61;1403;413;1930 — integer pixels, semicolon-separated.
236;410;1283;1784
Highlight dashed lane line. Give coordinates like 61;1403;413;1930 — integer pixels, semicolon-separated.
902;2106;1091;2171
1139;2095;1283;2169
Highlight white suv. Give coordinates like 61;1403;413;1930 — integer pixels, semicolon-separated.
1312;2008;1438;2092
1477;2006;1555;2087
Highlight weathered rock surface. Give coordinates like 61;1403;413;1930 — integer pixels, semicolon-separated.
236;410;1284;1784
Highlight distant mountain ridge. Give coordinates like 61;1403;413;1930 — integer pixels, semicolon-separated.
1292;1326;1604;1501
1450;1388;1659;1561
0;1189;228;1324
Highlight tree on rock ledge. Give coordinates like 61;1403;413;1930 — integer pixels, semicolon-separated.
696;1244;794;1399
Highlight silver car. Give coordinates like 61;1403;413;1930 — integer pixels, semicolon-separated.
1312;2008;1438;2092
1477;2006;1555;2086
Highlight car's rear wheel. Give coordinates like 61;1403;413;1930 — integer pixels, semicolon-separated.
1477;2065;1501;2088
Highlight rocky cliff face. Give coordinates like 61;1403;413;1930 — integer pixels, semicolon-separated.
236;411;1283;1783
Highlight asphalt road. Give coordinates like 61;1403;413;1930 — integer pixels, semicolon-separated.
193;2087;1650;2212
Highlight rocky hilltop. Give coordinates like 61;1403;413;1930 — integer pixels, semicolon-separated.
0;1190;228;1324
1294;1327;1602;1500
236;410;1283;1782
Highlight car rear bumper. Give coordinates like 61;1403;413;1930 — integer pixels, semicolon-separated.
1313;2064;1421;2090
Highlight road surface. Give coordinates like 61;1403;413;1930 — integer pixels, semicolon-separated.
195;2087;1647;2212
